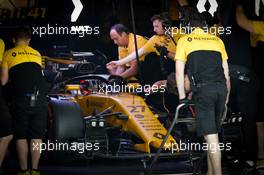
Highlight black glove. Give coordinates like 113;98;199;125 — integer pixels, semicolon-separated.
154;45;169;57
179;97;189;105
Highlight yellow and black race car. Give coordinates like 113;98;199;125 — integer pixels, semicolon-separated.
46;74;196;161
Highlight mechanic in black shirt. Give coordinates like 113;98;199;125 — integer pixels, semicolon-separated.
236;4;264;170
0;27;48;175
175;7;230;175
0;38;13;175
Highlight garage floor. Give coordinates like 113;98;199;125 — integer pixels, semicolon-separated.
3;152;264;175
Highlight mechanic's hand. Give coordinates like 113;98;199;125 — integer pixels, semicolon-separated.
152;80;167;90
154;44;169;57
187;92;193;100
106;61;120;70
145;80;167;94
179;97;190;105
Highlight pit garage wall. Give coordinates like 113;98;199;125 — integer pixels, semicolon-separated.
0;0;166;60
0;0;259;60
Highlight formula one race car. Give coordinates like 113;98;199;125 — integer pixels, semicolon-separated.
46;74;197;163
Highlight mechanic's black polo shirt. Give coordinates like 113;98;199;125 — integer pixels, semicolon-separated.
1;45;47;97
175;28;228;84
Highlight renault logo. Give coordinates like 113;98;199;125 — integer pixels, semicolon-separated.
196;0;218;16
71;0;83;22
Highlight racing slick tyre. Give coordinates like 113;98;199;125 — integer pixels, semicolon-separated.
49;99;84;140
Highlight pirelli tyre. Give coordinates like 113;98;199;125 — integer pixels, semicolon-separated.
48;99;84;140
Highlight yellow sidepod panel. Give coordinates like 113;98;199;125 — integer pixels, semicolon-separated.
73;93;178;153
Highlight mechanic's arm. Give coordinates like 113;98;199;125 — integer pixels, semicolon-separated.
175;60;186;99
0;67;8;85
119;60;138;79
236;5;255;34
222;60;231;104
107;48;146;67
